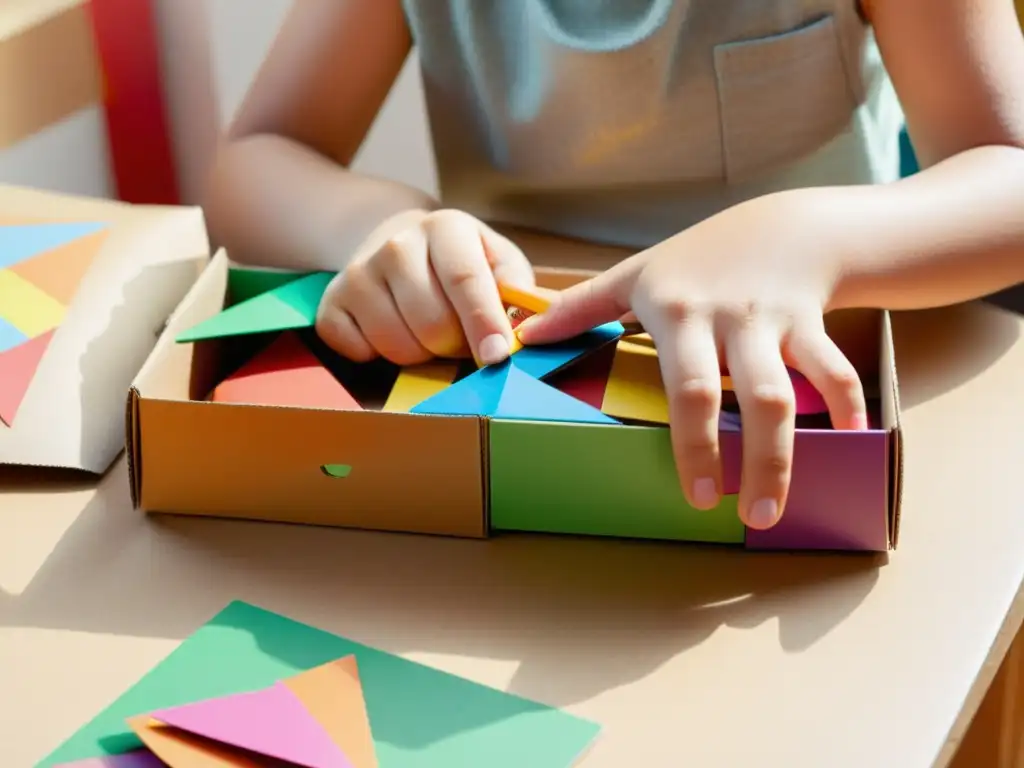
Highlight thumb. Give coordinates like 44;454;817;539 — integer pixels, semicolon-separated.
517;259;640;345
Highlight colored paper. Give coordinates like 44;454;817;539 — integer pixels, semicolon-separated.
53;751;165;768
510;321;623;380
228;266;305;304
0;315;26;354
283;657;378;768
490;421;746;543
41;601;601;768
211;332;362;411
128;716;266;767
10;228;109;304
0;269;67;337
409;364;508;417
0;221;107;269
492;364;619;425
150;682;353;768
0;328;55;426
601;339;669;424
176;272;334;343
547;344;616;409
382;362;460;413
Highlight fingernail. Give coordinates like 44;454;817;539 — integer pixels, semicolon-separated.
692;477;719;509
747;498;780;529
477;333;510;365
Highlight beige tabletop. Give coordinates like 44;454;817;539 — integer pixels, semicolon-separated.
2;301;1024;768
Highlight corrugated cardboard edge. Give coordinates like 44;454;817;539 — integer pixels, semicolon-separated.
0;0;102;150
880;310;904;548
126;248;231;509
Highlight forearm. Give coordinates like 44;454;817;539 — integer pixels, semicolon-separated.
824;145;1024;311
203;133;438;271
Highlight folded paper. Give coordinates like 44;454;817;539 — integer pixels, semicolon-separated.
382;362;460;413
177;272;334;343
211;331;362;412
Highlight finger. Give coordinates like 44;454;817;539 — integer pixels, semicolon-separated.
379;227;468;358
724;324;795;530
423;211;515;366
645;311;724;510
315;299;376;362
784;321;868;430
480;227;536;289
344;263;432;366
516;256;645;345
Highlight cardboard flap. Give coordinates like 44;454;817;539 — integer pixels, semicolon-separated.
0;186;210;472
0;0;101;150
879;310;904;547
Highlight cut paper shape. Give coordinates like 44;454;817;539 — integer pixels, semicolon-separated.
128;715;269;767
0;328;55;426
0;315;26;354
283;657;378;768
412;361;618;425
547;344;616;409
149;681;353;768
510;321;623;379
177;272;334;343
10;228;109;304
382;361;460;413
789;370;829;415
0;268;67;337
43;601;602;768
228;266;305;304
211;332;362;411
0;221;107;269
53;751;165;768
602;339;670;424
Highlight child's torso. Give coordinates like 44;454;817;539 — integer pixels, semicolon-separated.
402;0;903;248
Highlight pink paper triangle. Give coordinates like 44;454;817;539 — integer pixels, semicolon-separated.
0;329;55;427
149;681;353;768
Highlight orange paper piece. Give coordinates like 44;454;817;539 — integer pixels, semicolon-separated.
211;332;362;411
283;656;378;768
0;328;55;426
10;228;109;304
127;716;265;767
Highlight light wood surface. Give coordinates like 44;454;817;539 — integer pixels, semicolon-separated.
2;301;1024;767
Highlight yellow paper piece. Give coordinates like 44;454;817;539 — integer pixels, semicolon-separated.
0;268;67;336
383;361;460;413
601;340;670;424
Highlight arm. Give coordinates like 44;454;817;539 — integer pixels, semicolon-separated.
203;0;437;270
828;0;1024;311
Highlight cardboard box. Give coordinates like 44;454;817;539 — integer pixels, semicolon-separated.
0;184;209;471
129;252;903;551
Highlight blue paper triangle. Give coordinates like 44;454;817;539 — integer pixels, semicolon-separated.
409;362;511;416
511;321;624;379
493;364;620;424
0;222;107;269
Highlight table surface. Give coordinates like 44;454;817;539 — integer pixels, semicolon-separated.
2;301;1024;768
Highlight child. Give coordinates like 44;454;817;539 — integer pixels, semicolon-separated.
204;0;1024;531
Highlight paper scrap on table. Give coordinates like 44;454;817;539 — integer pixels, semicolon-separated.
41;600;601;768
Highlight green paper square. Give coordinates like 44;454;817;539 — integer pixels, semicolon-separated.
489;420;745;544
39;602;600;768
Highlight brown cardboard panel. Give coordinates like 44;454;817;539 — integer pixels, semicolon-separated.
138;399;486;537
0;0;101;150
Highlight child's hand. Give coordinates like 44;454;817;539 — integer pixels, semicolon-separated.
316;209;535;365
517;192;868;531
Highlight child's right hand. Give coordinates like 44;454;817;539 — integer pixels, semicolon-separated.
315;209;536;366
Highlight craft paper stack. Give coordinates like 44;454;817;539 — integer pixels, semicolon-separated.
42;601;602;768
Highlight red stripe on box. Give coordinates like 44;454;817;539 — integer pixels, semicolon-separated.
87;0;180;204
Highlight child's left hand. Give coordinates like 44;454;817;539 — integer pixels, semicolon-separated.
517;190;868;531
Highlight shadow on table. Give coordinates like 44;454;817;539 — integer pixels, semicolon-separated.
0;457;881;713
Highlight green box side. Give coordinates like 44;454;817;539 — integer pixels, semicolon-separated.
489;420;745;544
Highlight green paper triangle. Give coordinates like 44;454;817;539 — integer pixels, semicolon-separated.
227;267;307;304
177;272;334;343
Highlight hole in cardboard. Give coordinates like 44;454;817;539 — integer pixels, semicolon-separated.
320;464;352;478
